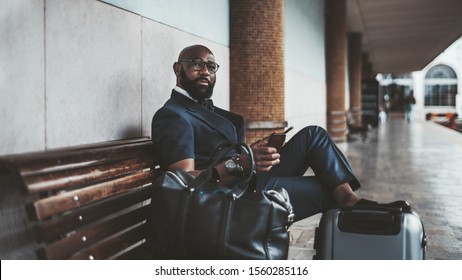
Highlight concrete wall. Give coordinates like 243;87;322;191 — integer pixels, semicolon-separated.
1;0;327;155
99;0;230;46
285;0;326;139
1;0;45;154
0;0;229;155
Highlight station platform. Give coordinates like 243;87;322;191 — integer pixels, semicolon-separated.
289;114;462;260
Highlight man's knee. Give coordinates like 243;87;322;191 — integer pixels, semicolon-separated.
300;125;330;140
303;125;326;133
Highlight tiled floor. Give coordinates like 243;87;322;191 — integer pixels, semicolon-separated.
288;114;462;260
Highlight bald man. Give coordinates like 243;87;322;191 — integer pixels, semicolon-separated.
151;44;366;222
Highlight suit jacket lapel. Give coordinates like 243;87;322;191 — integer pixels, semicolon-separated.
171;91;238;142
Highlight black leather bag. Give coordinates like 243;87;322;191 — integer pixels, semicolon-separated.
147;141;294;259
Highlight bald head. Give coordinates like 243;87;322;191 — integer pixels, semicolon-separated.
177;45;214;61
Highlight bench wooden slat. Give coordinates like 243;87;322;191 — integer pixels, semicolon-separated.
33;170;155;220
41;206;149;259
64;137;151;151
4;141;154;177
24;156;156;193
116;243;156;260
69;223;148;260
38;185;152;242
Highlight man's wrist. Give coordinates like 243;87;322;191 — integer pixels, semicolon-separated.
211;167;220;181
237;152;251;173
224;157;245;177
233;156;245;175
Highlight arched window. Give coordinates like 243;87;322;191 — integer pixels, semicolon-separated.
424;64;457;106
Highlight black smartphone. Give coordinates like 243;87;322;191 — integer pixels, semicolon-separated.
267;126;294;152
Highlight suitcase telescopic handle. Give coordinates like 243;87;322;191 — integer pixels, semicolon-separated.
338;211;401;235
342;200;411;213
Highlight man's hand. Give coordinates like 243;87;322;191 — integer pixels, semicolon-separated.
249;138;281;172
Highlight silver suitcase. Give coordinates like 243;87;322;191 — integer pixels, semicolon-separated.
313;201;427;259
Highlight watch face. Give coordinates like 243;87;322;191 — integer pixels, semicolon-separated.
225;159;236;169
225;159;236;172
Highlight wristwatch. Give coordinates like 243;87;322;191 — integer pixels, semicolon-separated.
224;157;244;176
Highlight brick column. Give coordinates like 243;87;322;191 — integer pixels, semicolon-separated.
348;33;363;126
230;0;286;144
325;0;347;143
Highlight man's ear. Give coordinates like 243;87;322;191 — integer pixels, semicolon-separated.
173;62;181;77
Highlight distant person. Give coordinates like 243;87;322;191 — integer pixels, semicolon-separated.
383;94;391;120
405;91;416;123
379;106;388;125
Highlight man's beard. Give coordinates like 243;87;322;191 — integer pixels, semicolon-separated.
180;68;215;102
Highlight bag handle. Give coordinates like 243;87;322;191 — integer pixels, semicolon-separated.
208;140;255;183
225;142;256;198
189;140;256;198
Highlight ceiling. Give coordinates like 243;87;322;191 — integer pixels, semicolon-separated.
346;0;462;74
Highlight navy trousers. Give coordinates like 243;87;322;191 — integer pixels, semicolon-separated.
256;126;360;222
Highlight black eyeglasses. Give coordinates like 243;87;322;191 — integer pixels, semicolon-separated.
178;58;220;74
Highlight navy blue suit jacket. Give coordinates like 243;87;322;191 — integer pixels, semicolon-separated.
151;91;245;170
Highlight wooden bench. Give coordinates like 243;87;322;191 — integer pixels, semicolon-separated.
0;138;159;260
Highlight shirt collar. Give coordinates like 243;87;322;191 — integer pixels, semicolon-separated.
174;86;197;102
